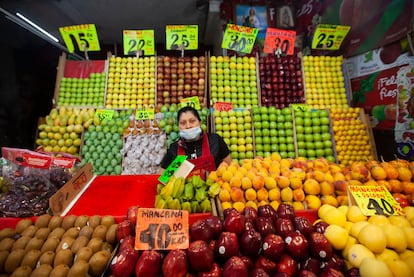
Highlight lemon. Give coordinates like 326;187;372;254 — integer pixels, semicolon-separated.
346;205;367;222
403;256;414;271
389;215;411;228
403;227;414;250
344;221;353;232
350;221;369;238
376;248;400;262
382;224;407;253
359;257;393;277
368;215;390;226
404;206;414;221
348;244;375;268
322;208;347;227
337;204;349;215
400;249;414;261
385;259;414;277
324;224;348;250
318;204;336;219
358;224;387;254
342;236;358;258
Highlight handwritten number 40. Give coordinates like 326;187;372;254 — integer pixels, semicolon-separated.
367;198;394;215
139;223;183;249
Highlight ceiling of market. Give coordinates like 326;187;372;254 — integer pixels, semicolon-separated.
0;0;218;55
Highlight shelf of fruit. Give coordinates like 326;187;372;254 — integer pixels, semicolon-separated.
35;107;95;155
156;56;207;107
293;108;337;163
302;55;349;109
80;110;131;175
252;106;296;159
259;53;305;108
330;107;376;165
213;109;255;162
209;55;259;108
106;56;156;109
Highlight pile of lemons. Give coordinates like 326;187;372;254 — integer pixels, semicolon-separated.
318;204;414;277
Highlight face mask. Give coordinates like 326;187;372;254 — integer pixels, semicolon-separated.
180;126;202;141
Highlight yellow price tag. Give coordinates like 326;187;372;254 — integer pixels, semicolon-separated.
221;24;258;54
166;25;198;50
123;30;155;56
311;24;351;50
348;185;404;216
59;24;100;53
135;105;155;120
95;109;114;121
179;96;201;110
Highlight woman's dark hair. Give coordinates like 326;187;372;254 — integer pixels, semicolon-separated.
177;106;201;122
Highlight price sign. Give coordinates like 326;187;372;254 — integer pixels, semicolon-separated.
348;185;404;216
95;109;114;121
135;105;155;120
135;208;189;250
158;155;187;184
59;24;100;53
166;25;198;50
264;28;296;55
290;104;309;112
222;24;258;54
179;96;201;110
215;102;233;111
123;30;155;56
311;24;351;50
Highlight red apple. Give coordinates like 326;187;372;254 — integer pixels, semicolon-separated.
198;262;222;277
162;249;188;277
309;232;333;261
239;230;262;258
262;233;284;262
222;256;248;277
284;232;309;260
190;219;214;242
135;250;162;277
277;254;298;276
214;232;239;261
188;240;214;272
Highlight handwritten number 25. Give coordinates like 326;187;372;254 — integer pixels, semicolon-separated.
316;33;334;48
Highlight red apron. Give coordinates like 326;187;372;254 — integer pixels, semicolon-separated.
177;134;216;179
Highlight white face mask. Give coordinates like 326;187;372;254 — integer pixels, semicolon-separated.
180;126;202;141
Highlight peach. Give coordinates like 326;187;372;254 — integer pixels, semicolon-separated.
382;162;399;179
264;176;277;190
280;158;293;168
305;194;322;210
329;164;343;173
252;175;265;190
258;200;269;207
230;176;242;188
241;176;253;190
336;195;349;206
208;171;218;182
348;180;363;186
281;187;293;202
257;188;269;202
321;195;339;207
289;177;302;190
398;166;412;182
293;188;305;202
370;165;387;180
292;201;305;211
222;182;231;192
290;168;306;180
350;162;371;182
222;170;233;182
324;172;334;183
269;200;280;211
269;164;281;176
268;188;281;201
312;170;326;183
245;188;257;201
389;179;403;193
334;180;348;196
363;180;378;186
233;201;245;212
230;187;245;202
333;172;346;182
377;180;391;191
313;158;330;172
303;179;321;195
245;200;258;210
320;181;335;196
219;189;231;202
403;181;414;195
276;175;290;188
271;152;282;161
221;201;232;211
291;160;309;171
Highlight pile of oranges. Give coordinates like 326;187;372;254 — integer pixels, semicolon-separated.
330;107;375;165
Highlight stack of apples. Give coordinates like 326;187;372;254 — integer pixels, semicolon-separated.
36;107;96;155
259;54;305;108
252;106;296;159
209;56;259;108
302;55;348;109
330;107;374;165
317;204;414;277
156;56;206;107
58;72;106;107
106;56;156;109
294;109;336;162
213;109;254;163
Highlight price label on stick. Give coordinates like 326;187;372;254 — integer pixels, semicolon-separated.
311;24;351;50
135;105;155;120
221;24;258;54
158;155;194;184
135;208;189;250
59;24;100;53
264;28;296;55
348;185;404;216
95;109;114;121
166;25;198;50
290;104;309;112
179;96;201;110
123;30;155;56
